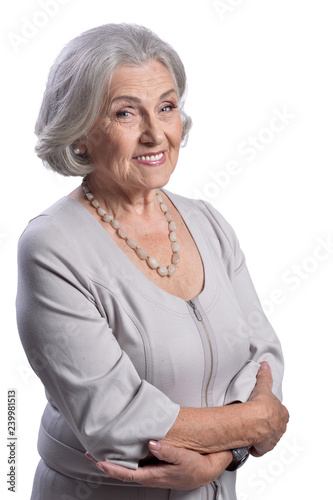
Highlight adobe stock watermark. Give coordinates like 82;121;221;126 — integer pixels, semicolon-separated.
238;437;306;499
16;321;84;387
260;234;333;319
222;234;333;353
16;265;137;387
193;106;296;201
0;232;8;245
7;0;72;53
86;377;177;453
213;0;247;21
60;478;103;500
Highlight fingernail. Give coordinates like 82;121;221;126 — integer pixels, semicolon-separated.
260;362;270;370
96;463;106;473
85;452;97;463
149;440;161;450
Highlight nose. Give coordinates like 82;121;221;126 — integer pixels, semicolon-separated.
139;114;164;145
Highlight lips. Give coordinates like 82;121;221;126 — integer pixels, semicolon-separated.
133;151;166;165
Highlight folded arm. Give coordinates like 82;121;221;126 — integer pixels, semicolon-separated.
17;211;288;491
16;216;181;468
88;442;233;490
163;362;288;455
94;362;289;488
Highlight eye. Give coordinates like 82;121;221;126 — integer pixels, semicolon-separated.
161;104;178;113
116;110;132;118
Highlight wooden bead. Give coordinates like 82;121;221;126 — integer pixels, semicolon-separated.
136;248;148;260
126;238;137;249
118;228;127;239
168;264;176;276
172;252;180;265
111;220;120;229
157;266;168;277
171;242;180;252
147;257;159;269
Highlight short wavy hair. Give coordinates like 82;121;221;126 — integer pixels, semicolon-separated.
35;23;192;176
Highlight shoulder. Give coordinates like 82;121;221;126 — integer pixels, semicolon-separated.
17;197;87;262
164;190;244;271
165;190;239;248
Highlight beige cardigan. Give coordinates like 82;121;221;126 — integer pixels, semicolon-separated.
16;190;284;500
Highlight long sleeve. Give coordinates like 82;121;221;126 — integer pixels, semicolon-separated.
201;201;284;405
16;213;180;469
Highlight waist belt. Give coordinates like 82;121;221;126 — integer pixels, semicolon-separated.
37;423;128;486
38;424;225;498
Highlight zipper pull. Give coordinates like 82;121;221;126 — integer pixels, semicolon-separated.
188;300;203;321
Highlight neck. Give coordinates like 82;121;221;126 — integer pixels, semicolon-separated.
86;174;161;218
80;175;180;278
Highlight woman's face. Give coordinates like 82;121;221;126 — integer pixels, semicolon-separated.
85;60;183;193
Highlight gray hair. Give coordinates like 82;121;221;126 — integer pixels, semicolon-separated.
35;23;192;176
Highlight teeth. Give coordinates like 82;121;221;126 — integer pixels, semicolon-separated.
136;153;164;161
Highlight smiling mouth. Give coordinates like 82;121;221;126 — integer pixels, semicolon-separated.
133;151;167;165
134;152;164;162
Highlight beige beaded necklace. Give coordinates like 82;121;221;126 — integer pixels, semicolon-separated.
82;178;180;277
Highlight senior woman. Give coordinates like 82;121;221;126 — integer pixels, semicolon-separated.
17;23;288;500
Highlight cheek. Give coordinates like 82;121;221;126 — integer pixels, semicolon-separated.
107;120;140;151
88;123;134;161
87;118;113;151
169;120;183;151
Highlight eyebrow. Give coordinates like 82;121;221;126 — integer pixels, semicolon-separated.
111;88;177;105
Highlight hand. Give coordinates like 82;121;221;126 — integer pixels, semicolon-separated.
247;362;289;457
87;440;233;490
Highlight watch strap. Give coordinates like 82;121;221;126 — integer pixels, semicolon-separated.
226;447;249;471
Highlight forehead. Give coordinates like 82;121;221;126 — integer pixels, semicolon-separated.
108;60;177;100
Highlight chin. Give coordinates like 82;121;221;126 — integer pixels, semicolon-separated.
140;169;174;191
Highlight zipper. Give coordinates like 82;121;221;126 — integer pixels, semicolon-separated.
188;299;217;500
188;299;203;321
187;299;215;408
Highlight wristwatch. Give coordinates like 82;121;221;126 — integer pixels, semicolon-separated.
226;447;249;471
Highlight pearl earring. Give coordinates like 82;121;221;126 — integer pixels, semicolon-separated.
74;147;81;155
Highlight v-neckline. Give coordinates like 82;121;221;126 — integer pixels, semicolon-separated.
62;190;218;307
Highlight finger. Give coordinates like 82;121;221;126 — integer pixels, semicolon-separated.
86;454;142;483
248;446;262;458
254;361;273;391
85;452;98;464
95;461;140;482
95;459;177;487
259;361;271;372
148;440;184;465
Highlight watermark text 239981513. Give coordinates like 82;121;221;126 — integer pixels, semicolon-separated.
7;389;17;492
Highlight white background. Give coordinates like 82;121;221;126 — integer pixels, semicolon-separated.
1;0;332;498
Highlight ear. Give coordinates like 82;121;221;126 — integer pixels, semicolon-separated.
73;142;88;155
